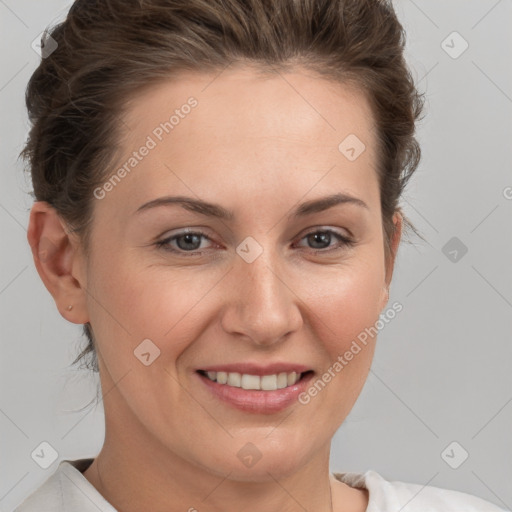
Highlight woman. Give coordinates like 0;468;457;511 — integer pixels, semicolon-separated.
16;0;506;510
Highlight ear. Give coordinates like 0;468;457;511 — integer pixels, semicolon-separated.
26;201;89;323
380;210;403;310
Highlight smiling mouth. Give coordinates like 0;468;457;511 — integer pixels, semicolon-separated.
196;370;314;391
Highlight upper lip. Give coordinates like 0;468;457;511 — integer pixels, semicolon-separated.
198;362;312;376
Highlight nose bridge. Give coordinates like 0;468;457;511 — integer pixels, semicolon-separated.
223;240;301;344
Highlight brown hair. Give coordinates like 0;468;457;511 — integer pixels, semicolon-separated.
21;0;426;375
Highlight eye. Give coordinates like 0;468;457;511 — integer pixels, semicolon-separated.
155;230;214;254
295;228;355;253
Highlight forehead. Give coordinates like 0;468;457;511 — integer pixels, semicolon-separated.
102;66;379;217
121;65;376;155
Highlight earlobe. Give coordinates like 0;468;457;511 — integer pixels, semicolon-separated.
27;201;89;323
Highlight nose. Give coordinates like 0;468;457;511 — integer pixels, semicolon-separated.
220;246;303;347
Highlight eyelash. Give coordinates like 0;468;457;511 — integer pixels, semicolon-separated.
154;228;355;256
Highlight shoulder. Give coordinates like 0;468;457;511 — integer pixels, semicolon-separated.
14;465;64;512
333;470;507;512
14;459;115;512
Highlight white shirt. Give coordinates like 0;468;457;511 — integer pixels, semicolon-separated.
14;458;507;511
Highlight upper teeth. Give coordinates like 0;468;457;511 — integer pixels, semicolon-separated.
205;371;301;390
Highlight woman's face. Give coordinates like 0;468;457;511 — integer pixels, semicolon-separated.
79;66;401;479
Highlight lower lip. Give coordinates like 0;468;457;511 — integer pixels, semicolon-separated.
196;371;315;414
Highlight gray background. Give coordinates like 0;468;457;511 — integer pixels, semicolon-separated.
1;1;511;510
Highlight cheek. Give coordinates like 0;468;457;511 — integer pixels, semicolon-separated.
87;254;223;364
298;256;385;408
306;256;386;348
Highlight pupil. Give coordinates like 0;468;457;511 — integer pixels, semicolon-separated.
178;234;200;250
309;232;330;249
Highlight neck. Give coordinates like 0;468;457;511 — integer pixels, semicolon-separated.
86;439;335;512
83;403;337;512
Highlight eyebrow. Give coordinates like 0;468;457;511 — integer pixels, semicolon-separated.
135;192;369;220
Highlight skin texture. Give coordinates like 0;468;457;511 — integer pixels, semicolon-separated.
27;65;402;512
